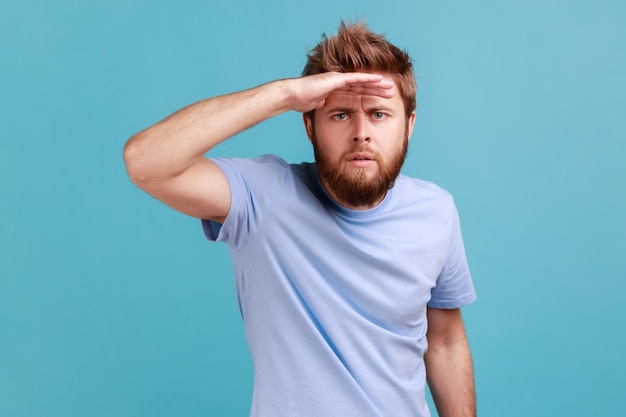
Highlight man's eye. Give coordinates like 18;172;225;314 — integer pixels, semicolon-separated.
373;112;385;119
333;114;347;121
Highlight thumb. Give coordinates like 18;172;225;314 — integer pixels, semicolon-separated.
314;99;326;109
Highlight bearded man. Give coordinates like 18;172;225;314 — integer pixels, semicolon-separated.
124;21;477;417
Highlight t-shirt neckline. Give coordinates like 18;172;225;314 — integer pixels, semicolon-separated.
307;163;393;220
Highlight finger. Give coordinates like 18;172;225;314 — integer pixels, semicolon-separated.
334;80;393;90
351;85;395;96
341;72;386;84
327;72;393;90
342;80;394;92
335;78;394;92
332;84;395;98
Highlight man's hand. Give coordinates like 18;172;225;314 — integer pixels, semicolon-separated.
285;72;395;113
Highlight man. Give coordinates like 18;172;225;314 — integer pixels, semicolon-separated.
124;21;476;417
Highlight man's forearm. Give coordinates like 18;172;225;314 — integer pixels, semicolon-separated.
425;339;476;417
123;80;291;184
123;72;393;186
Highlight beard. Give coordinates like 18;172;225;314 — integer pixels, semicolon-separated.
312;133;408;208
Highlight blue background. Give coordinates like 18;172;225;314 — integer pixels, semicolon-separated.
1;0;625;416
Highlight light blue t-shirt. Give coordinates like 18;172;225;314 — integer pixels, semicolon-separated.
202;155;476;417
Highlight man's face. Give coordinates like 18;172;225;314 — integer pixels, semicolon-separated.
304;76;416;209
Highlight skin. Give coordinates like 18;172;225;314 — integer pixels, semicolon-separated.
304;75;416;209
124;72;393;223
426;307;476;417
123;71;475;416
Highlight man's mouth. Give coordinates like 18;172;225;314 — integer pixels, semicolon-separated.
346;151;377;168
348;152;375;161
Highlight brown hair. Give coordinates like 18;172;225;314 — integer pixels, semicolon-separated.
302;21;416;118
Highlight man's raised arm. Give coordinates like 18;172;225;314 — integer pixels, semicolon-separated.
122;72;393;222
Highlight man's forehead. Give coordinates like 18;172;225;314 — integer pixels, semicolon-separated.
323;91;400;111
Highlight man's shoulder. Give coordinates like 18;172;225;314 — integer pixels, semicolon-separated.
395;174;454;201
211;154;292;177
213;153;287;166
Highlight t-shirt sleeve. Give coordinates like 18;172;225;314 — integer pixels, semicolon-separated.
427;202;476;309
201;155;289;248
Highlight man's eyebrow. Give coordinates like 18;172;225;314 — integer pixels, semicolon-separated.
364;104;395;112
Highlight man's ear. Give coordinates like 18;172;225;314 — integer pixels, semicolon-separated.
407;111;416;141
303;113;314;142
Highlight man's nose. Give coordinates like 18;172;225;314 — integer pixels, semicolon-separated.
352;112;371;143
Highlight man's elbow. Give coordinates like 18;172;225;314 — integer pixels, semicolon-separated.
123;134;152;187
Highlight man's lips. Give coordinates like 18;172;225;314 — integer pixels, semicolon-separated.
346;151;377;168
347;151;375;161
